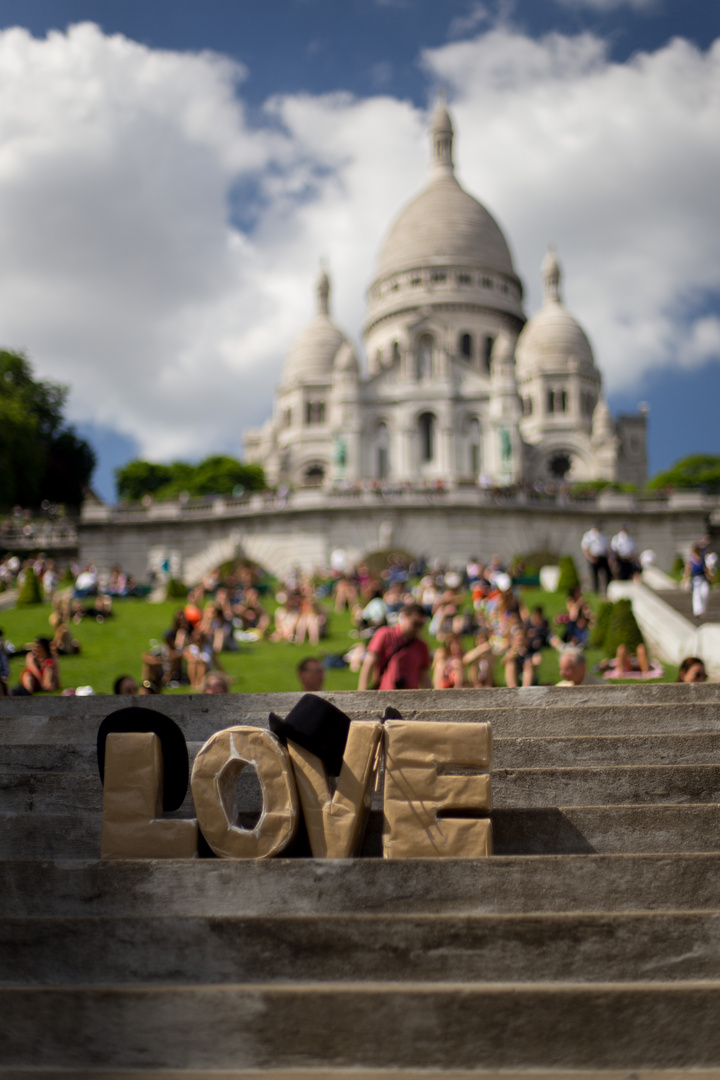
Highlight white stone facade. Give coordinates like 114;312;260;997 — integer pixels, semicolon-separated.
244;105;647;490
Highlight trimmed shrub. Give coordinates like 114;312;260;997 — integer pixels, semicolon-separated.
589;601;614;649
671;555;685;579
556;555;580;594
17;567;43;606
510;550;559;577
603;598;644;658
166;577;188;600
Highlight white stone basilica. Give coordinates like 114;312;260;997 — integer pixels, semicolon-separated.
244;104;647;490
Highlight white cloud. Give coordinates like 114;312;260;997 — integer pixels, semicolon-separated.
556;0;655;10
0;21;717;471
447;4;492;40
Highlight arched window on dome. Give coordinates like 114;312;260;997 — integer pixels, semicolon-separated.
418;412;436;463
416;335;433;380
375;420;390;480
459;332;473;361
547;389;555;414
392;340;401;364
483;336;495;372
560;389;568;413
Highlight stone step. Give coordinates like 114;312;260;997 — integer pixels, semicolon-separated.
1;691;719;743
492;765;720;807
0;682;716;718
5;802;720;860
2;854;718;917
6;910;720;986
6;763;720;816
4;982;720;1070
6;731;720;774
496;733;720;768
6;1072;720;1080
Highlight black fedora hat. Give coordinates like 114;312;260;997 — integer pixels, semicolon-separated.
269;694;351;776
97;706;189;812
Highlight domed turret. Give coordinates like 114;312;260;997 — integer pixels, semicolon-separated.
592;398;615;439
515;250;596;377
282;269;351;386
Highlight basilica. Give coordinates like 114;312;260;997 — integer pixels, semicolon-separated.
243;103;647;490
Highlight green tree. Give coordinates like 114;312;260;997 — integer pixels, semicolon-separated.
114;460;174;502
603;599;644;658
556;555;580;594
115;455;266;502
0;351;95;508
647;454;720;493
17;568;43;606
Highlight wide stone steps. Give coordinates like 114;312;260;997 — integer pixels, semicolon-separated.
3;698;719;744
6;910;720;985
2;853;718;916
5;981;720;1072
6;730;720;772
3;686;720;1074
7;762;720;814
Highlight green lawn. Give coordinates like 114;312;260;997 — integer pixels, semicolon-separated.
0;587;677;695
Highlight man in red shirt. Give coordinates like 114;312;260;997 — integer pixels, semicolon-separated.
358;603;431;690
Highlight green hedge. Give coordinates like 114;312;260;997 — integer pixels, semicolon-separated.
556;555;580;594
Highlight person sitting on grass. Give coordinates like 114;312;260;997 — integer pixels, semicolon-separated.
297;656;325;692
236;588;270;639
294;586;324;646
556;646;597;686
20;637;60;694
201;671;232;694
599;643;651;677
463;628;495;688
432;633;468;689
184;627;226;691
676;656;708;683
113;675;138;695
502;626;534;688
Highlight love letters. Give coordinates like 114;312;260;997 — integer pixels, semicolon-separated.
100;713;492;860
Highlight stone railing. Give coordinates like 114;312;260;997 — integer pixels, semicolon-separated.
80;485;719;524
0;519;79;549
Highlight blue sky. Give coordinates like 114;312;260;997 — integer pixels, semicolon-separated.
0;0;717;499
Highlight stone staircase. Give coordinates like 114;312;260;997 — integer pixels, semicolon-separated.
3;684;720;1078
651;586;720;627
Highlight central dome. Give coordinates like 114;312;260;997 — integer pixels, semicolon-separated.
374;105;516;281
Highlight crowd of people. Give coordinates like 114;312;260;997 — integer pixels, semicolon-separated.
0;540;715;696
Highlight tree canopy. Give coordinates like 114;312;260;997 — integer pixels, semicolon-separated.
647;454;720;493
0;350;96;509
115;455;266;502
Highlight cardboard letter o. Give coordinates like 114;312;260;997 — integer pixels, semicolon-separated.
191;726;298;859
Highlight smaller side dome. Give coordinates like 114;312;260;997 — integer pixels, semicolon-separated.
515;249;596;377
281;268;350;386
